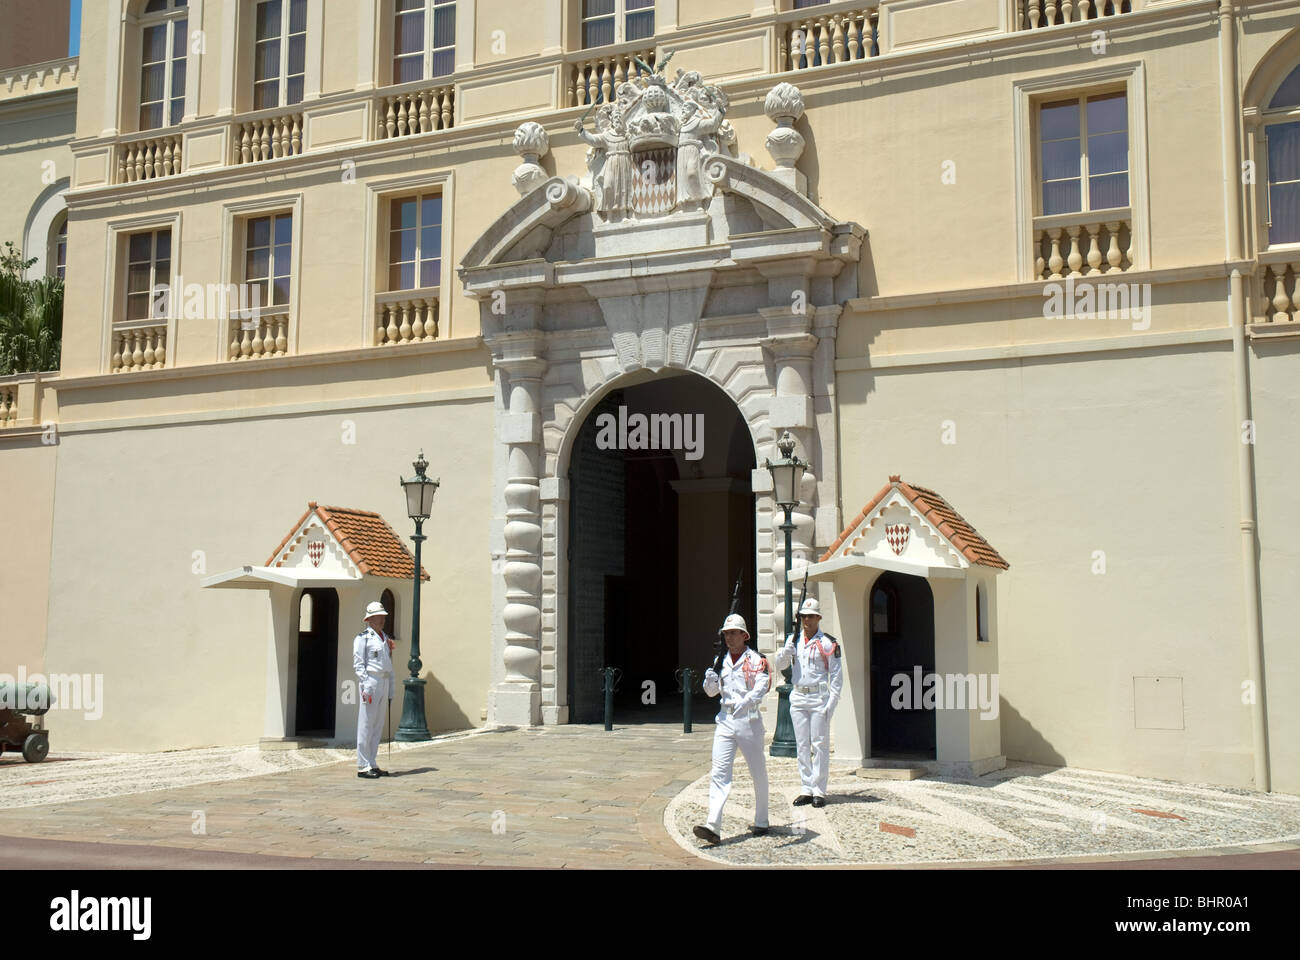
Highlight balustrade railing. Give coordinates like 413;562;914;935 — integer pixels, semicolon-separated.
377;84;455;138
228;307;290;359
235;112;303;163
1259;258;1300;323
111;323;168;372
117;134;184;183
569;47;655;107
1019;0;1133;29
780;4;879;72
375;289;439;345
1033;208;1133;280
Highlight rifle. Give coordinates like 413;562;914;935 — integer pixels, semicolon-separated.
712;570;744;673
789;570;809;647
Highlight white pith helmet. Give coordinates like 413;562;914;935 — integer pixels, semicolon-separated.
363;601;388;621
798;597;822;617
720;613;750;639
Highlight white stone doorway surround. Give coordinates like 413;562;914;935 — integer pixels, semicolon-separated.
458;82;864;726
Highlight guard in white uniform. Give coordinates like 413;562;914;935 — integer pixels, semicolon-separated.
774;597;842;807
693;613;770;846
353;600;394;779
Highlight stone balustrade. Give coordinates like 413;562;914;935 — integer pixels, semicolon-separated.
1260;259;1300;323
375;289;440;345
228;308;290;360
235;112;303;163
569;47;655;107
111;324;168;372
378;84;455;138
1033;208;1134;280
1019;0;1135;29
117;134;184;183
779;3;880;72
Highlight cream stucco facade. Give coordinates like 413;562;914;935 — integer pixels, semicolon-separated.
1;0;1298;795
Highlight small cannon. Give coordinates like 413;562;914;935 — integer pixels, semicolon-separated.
0;681;53;763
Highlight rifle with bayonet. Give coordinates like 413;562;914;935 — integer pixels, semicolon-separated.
713;570;744;674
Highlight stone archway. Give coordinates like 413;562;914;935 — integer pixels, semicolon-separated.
459;71;866;727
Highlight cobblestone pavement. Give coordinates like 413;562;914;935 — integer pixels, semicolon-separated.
665;759;1300;867
1;724;1297;869
0;725;714;868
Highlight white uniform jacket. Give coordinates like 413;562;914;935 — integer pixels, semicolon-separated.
774;628;843;714
703;647;770;727
352;626;393;702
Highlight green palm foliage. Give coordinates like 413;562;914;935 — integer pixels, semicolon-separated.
0;241;63;375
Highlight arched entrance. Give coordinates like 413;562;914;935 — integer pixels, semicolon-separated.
294;587;339;736
869;572;936;758
566;371;756;723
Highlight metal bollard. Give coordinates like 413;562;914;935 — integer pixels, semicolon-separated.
674;667;694;733
600;666;623;731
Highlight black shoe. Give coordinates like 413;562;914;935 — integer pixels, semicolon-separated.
751;826;770;836
811;796;826;808
357;769;381;779
792;795;815;806
692;825;721;846
374;767;391;776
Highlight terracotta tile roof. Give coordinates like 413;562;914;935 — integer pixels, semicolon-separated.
820;475;1009;570
266;502;431;581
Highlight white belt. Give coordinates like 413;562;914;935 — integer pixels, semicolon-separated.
794;683;827;694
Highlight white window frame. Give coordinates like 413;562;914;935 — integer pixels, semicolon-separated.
1036;91;1130;218
218;194;304;362
363;170;455;345
138;0;189;131
392;0;458;84
1013;61;1151;280
100;212;183;374
581;0;656;50
1255;71;1300;251
253;0;308;110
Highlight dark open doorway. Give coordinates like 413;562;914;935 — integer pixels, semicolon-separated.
567;372;756;725
294;587;339;737
869;572;936;758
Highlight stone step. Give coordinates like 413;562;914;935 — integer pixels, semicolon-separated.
259;737;330;751
856;766;927;781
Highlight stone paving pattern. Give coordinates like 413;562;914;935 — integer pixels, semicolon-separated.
666;759;1300;866
0;726;714;868
1;724;1297;868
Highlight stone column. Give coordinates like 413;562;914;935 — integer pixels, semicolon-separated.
495;348;546;726
759;297;819;631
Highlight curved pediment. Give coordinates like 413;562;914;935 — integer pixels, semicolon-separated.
460;72;859;278
460;155;845;274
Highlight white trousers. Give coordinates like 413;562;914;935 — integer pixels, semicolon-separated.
706;718;769;832
356;676;390;771
791;694;831;797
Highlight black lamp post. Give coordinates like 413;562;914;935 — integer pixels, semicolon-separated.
396;450;438;741
766;430;806;758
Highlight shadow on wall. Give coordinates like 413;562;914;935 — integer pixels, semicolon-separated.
999;697;1066;767
421;666;473;734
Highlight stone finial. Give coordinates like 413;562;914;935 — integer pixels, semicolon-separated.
764;82;807;196
511;121;551;197
764;82;805;124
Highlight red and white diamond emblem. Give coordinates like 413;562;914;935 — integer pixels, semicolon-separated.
308;541;325;567
885;523;910;556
